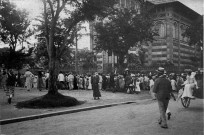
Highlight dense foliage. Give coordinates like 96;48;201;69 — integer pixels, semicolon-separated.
0;1;34;69
38;0;117;94
183;17;203;67
94;1;155;70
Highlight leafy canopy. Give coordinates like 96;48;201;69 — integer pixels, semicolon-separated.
0;1;33;69
94;2;155;66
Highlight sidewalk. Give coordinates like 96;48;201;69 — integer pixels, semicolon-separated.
0;87;152;120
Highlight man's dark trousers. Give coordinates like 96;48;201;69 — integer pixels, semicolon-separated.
157;98;169;126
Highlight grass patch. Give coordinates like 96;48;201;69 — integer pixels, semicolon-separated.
16;92;83;109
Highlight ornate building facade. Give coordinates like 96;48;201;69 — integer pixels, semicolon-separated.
90;0;201;72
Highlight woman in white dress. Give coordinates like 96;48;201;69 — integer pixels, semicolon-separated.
24;69;33;91
135;79;141;94
118;75;125;91
181;71;198;99
88;75;92;90
149;76;156;99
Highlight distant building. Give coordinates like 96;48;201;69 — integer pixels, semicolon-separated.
90;0;201;72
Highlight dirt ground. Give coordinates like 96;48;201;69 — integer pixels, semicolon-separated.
0;87;151;120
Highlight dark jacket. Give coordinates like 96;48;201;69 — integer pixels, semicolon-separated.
125;74;132;86
91;75;99;85
153;75;172;100
109;74;115;87
7;72;16;86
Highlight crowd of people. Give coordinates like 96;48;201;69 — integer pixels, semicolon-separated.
0;66;202;129
0;67;201;106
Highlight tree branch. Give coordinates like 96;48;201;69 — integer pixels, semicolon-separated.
47;0;55;18
54;0;68;21
43;0;50;56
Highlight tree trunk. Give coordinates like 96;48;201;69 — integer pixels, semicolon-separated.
48;23;59;95
48;57;59;95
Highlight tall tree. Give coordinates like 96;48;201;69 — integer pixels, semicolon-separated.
77;50;97;72
41;0;116;95
183;16;203;67
0;1;33;69
94;1;155;70
126;53;142;69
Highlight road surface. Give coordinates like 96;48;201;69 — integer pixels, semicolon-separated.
1;98;203;135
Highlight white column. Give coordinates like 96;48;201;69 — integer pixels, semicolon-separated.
112;51;114;69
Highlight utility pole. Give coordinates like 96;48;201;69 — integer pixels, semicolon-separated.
178;20;181;73
75;29;78;74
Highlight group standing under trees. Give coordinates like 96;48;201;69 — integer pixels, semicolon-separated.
1;0;156;108
16;0;118;108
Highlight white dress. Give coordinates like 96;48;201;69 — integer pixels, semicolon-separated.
182;74;198;99
33;76;38;88
171;79;177;91
149;79;156;99
24;71;33;90
88;76;92;90
135;81;141;92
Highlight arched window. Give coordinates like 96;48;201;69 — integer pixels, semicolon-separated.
154;22;165;38
173;22;178;39
180;25;185;41
183;26;188;42
185;26;190;42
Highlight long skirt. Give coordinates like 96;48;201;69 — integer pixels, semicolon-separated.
92;84;101;97
37;77;44;90
181;83;195;98
88;77;92;90
119;79;125;89
25;77;32;90
135;84;141;92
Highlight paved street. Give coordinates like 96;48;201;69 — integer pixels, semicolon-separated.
1;92;203;135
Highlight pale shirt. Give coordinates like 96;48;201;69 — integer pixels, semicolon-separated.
144;76;149;82
45;73;49;80
67;74;74;82
58;73;65;82
139;76;144;83
171;79;177;91
99;75;102;83
149;79;154;88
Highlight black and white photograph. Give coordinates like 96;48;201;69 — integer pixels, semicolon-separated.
0;0;203;134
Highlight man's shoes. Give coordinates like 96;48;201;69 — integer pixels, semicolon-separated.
167;112;171;120
161;125;168;129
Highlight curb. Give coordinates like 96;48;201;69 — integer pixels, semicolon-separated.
0;101;140;125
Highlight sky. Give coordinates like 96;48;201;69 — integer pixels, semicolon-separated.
5;0;204;49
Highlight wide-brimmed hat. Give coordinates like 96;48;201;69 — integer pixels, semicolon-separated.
156;67;165;74
95;72;98;75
